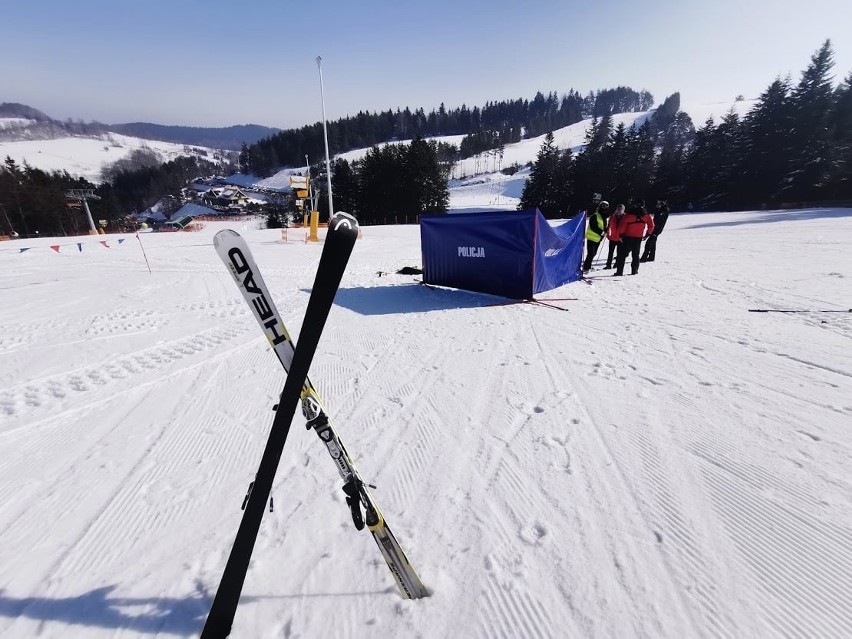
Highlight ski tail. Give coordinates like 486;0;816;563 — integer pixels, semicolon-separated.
370;520;429;599
301;387;428;598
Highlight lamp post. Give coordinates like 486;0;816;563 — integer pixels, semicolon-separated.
316;56;334;219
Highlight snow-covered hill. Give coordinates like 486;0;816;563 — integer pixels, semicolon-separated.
0;128;224;183
0;118;37;130
0;203;850;638
333;98;756;175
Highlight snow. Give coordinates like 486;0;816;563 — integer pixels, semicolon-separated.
220;173;264;189
1;193;851;637
254;168;310;192
173;202;219;218
0;118;37;130
447;168;528;212
0;134;221;183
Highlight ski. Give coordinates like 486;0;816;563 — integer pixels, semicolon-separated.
211;223;427;605
748;308;851;313
201;213;361;639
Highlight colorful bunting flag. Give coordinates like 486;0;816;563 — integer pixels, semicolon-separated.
12;237;135;254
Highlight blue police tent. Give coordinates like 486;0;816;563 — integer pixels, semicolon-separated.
420;209;584;300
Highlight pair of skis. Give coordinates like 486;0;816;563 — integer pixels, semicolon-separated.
202;214;426;639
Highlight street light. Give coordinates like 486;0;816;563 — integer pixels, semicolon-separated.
316;56;334;219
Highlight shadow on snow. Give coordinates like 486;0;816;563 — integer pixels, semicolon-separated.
0;586;209;636
679;207;852;230
0;585;388;635
321;283;503;316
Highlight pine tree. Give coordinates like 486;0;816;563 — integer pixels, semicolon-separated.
569;114;615;205
405;138;449;215
331;158;360;217
781;40;836;201
624;121;656;204
652;112;694;205
738;77;793;207
552;148;574;216
519;132;570;216
650;93;681;134
826;72;852;198
609;122;633;204
683;118;716;209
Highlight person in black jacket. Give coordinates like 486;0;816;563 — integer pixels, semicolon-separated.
641;199;670;262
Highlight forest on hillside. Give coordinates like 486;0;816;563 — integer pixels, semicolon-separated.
238;87;653;176
521;40;852;215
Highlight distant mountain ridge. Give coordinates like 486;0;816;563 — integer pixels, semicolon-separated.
0;102;278;149
0;102;52;121
107;122;279;150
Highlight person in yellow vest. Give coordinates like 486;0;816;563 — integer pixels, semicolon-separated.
582;200;610;272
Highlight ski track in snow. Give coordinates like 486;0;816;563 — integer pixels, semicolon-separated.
1;210;851;638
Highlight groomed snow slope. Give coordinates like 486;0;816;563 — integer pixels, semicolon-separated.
0;209;850;638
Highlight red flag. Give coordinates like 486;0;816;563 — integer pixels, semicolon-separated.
50;245;61;253
100;241;109;248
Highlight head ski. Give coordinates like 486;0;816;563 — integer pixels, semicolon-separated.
213;221;427;600
202;213;361;638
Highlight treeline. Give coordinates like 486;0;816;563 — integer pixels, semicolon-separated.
0;154;222;236
521;41;852;215
311;138;448;226
1;158;95;236
240;87;653;176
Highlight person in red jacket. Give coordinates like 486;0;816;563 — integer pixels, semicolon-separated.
604;203;625;269
614;201;655;276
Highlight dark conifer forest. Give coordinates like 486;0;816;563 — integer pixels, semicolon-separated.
521;41;851;216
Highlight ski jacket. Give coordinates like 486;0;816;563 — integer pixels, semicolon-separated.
585;211;607;242
606;213;624;241
652;205;670;236
617;210;655;239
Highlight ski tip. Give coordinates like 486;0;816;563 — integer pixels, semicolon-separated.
329;212;360;239
212;229;240;247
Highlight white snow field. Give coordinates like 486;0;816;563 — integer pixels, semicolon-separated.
0;207;850;638
0;131;221;183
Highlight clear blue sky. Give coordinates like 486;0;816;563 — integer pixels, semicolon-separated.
2;0;850;128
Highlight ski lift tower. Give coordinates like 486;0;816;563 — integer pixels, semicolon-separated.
66;189;101;235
